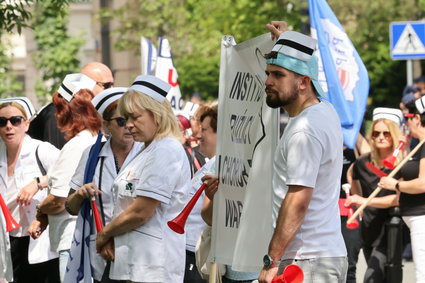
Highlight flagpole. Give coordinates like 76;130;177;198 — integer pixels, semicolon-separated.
209;262;217;283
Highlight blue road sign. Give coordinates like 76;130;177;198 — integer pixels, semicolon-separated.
390;21;425;60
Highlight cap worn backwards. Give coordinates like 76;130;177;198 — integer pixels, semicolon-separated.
129;75;171;103
0;97;36;120
266;30;325;98
373;107;403;127
91;87;128;117
57;73;96;102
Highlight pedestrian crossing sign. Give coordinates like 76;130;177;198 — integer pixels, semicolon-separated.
390;21;425;60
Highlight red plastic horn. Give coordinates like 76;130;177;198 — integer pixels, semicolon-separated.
342;184;359;230
383;141;405;169
91;197;103;232
168;183;207;234
0;194;21;232
272;264;304;283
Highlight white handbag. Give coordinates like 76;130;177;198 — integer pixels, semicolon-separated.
195;226;226;282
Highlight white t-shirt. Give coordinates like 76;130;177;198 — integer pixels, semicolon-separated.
185;156;215;252
110;137;191;283
48;130;97;252
272;101;346;259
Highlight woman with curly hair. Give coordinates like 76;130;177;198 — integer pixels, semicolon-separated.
29;73;102;282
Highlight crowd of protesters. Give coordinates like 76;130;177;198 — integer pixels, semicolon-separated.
1;22;425;283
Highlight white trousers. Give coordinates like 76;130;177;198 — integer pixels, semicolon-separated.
403;215;425;283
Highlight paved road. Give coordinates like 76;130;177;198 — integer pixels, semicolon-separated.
356;249;416;282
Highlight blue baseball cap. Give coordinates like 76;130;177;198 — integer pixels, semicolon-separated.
266;31;325;98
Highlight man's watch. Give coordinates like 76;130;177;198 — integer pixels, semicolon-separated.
36;204;42;214
263;254;280;269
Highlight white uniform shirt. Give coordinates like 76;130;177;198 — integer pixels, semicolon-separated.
69;139;142;281
272;101;347;259
48;130;97;252
185;156;215;252
0;135;59;277
109;137;191;283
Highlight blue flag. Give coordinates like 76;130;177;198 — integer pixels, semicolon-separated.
309;0;369;148
64;132;103;283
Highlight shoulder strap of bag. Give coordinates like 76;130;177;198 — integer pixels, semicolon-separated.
35;145;47;175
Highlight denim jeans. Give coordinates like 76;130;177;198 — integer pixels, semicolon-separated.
278;257;348;283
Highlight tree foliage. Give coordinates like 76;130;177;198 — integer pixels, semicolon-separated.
31;1;84;103
0;36;23;97
100;0;302;100
0;0;69;34
102;0;425;111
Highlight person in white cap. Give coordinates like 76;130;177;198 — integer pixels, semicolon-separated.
28;62;114;150
64;87;141;283
95;75;191;283
28;73;102;282
346;107;405;282
378;98;425;283
258;26;347;282
0;97;60;283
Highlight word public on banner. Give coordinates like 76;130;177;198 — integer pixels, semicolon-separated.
309;0;369;149
211;33;278;272
140;37;183;111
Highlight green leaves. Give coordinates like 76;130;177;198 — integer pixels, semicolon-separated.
31;1;83;104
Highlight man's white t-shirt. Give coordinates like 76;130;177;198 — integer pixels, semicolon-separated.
272;100;347;259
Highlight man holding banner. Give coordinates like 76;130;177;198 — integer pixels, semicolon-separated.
258;28;347;283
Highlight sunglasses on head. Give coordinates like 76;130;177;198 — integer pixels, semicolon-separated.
0;116;25;127
106;117;126;127
372;130;391;139
97;81;114;89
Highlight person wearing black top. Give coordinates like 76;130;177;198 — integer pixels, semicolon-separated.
348;108;404;283
379;98;425;283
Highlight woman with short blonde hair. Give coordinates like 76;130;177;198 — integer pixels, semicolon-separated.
96;75;191;283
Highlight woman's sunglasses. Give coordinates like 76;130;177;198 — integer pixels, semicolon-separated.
106;117;126;127
0;116;25;127
371;130;391;139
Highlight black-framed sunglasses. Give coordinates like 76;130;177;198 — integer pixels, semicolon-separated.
97;81;114;89
106;117;126;127
0;116;25;127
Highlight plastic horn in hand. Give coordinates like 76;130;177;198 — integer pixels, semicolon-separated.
348;139;425;225
383;140;405;169
273;264;304;283
91;197;103;232
252;264;304;283
342;184;359;229
168;183;207;234
0;194;21;232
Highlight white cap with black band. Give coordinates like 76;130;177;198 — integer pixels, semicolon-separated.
129;75;171;103
372;107;403;127
57;73;96;102
91;87;128;116
0;97;36;119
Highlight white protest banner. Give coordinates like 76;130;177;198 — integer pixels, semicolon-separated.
211;33;278;271
155;37;184;111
